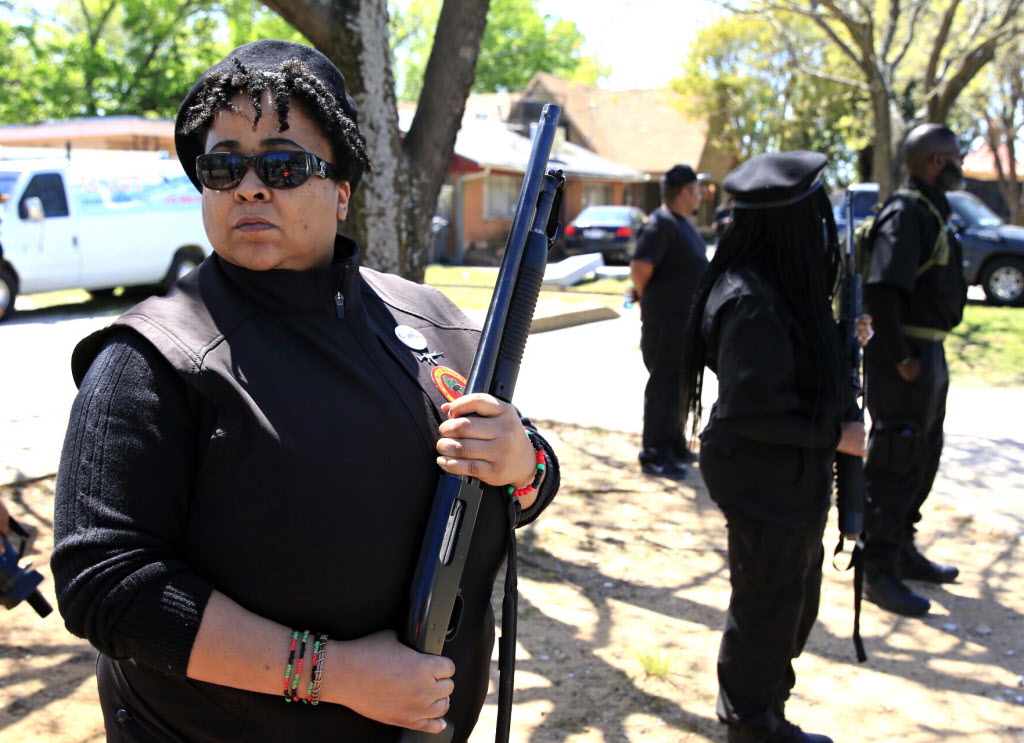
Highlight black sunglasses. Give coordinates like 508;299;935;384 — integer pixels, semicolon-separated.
195;150;336;191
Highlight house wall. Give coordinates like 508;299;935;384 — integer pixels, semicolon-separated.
461;177;513;249
453;174;639;265
559;179;629;223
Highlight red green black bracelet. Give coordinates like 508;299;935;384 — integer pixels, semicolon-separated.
507;429;546;498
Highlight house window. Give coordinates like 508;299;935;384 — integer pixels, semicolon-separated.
484;175;519;220
582;182;613;208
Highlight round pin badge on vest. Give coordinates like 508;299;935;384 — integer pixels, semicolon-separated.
395;325;428;351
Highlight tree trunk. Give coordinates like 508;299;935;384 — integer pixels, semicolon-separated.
262;0;491;281
868;72;899;199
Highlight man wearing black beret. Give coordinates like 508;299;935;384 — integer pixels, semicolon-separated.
629;163;710;479
681;151;866;743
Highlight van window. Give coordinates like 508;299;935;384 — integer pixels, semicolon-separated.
19;173;69;219
0;172;18;200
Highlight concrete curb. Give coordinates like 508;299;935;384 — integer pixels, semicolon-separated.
530;304;620;333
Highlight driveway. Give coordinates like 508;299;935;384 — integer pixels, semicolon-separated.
2;298;1021;537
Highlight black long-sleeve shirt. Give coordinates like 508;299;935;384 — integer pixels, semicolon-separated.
864;177;967;364
52;241;559;742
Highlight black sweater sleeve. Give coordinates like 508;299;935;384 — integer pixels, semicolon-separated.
52;329;214;676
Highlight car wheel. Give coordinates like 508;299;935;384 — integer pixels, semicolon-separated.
980;257;1024;307
0;265;17;321
163;251;203;293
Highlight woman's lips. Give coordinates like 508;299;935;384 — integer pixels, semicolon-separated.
234;217;275;233
236;222;274;233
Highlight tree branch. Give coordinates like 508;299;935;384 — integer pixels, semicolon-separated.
923;0;961;97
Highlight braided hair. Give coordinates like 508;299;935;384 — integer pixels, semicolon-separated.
177;57;372;190
682;187;844;443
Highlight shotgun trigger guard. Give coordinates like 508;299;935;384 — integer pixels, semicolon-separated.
445;590;464;642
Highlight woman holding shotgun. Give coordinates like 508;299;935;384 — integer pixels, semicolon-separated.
682;151;866;743
52;40;558;742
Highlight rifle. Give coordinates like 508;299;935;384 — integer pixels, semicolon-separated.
399;104;565;743
833;188;867;662
835;188;865;542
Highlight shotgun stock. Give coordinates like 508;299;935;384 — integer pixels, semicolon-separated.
399;104;564;743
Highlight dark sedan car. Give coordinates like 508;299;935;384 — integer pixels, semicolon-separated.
561;205;647;265
832;184;1024;306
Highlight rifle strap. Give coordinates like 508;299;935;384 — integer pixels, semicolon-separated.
495;496;521;743
852;541;867;662
891;188;951;277
833;536;868;662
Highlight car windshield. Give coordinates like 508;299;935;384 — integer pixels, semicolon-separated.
0;172;18;201
575;206;632;224
948;191;1003;228
831;190;879;224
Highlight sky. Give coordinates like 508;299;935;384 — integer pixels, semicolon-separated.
536;0;724;90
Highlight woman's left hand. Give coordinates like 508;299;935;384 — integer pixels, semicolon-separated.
437;394;539;508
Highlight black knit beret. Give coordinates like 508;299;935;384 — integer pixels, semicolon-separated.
723;151;828;209
662;164;709;189
174;39;362;192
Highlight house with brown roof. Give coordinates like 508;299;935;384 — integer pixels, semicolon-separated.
0;116;176;155
962;141;1023;221
466;72;735;226
399;104;649;264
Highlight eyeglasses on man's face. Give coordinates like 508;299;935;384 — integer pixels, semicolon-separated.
196;150;336;191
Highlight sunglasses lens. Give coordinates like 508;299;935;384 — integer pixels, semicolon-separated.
196;151;321;190
258;152;311;189
198;153;247;190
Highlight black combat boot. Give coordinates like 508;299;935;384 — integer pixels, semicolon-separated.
768;721;833;743
639;447;688;480
900;542;959;583
865;570;930;616
727;720;833;743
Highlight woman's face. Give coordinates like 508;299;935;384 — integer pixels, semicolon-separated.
201;92;350;272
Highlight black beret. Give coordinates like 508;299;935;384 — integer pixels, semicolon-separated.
174;39;361;192
662;164;709;189
723;151;828;209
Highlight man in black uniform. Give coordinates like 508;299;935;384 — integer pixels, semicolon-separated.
629;164;709;478
862;123;968;616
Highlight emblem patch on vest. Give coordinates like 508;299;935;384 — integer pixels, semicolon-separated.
431;366;467;402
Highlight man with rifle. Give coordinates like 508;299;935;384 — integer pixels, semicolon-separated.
861;124;968;617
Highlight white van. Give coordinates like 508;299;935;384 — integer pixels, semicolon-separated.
0;149;211;319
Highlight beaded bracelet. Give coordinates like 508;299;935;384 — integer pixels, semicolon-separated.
288;630;310;703
305;633;329;705
506;428;546;498
282;630;300;701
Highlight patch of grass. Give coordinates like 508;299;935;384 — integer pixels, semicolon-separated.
637;651;674;680
947;303;1024;387
427;266;1024;387
425;264;630;312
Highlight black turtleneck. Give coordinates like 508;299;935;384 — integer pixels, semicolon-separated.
52;238;558;742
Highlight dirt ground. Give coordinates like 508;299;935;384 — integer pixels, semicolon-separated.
1;420;1022;742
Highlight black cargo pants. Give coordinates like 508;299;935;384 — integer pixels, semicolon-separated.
862;337;949;572
639;311;689;460
715;508;827;738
